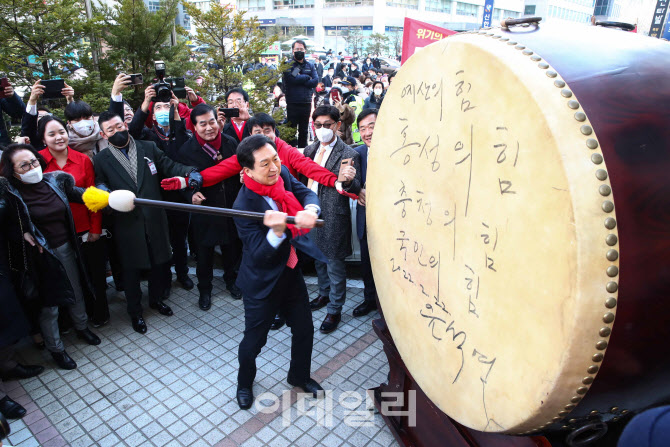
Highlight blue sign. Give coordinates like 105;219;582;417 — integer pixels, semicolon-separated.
258;19;276;25
663;13;670;39
482;0;495;28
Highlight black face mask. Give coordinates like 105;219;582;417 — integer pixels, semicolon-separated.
108;130;130;148
294;51;305;61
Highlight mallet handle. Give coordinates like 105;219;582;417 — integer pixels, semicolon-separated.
133;198;325;227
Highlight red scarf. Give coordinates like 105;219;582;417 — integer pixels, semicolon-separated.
195;132;222;159
243;172;309;238
232;120;245;141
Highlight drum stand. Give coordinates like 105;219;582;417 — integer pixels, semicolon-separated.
371;317;549;447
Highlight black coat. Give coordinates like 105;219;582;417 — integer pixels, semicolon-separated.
0;173;93;308
174;134;241;246
283;60;318;104
223;120;250;144
93;139;195;269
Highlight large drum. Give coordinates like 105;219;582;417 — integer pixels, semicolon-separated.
367;21;670;436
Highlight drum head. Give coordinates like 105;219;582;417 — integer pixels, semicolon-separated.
367;31;619;434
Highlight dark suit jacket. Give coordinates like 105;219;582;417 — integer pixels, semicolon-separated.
301;137;362;260
93;139;194;270
354;144;368;239
233;166;325;300
174;133;240;246
323;75;333;88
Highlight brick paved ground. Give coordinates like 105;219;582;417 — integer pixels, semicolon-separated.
3;267;399;447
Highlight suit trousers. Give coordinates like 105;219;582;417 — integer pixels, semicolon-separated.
196;238;241;293
0;344;17;400
286;103;311;148
314;258;347;315
166;209;190;279
359;234;377;303
79;236;110;324
237;266;314;389
51;242;88;331
123;239;171;318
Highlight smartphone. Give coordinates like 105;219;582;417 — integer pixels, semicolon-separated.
291;67;301;77
219;108;240;118
129;73;143;85
172;77;187;99
0;77;9;99
40;79;65;99
330;89;342;103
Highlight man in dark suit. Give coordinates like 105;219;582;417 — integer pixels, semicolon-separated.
313;55;324;81
94;111;202;334
301;106;362;334
232;134;325;409
176;104;242;310
322;66;335;88
352;108;378;317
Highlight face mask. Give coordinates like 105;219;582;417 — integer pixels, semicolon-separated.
315;127;334;143
316;86;324;92
155;110;170;127
328;72;334;77
72;119;95;136
374;89;383;96
294;51;305;61
108;130;130;148
279;100;287;108
18;165;43;184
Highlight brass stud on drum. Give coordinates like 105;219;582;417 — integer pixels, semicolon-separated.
586;138;599;149
531;55;541;61
507;41;518;45
581;125;593;135
611;406;619;413
590;410;599;415
606;266;618;277
588;365;600;374
493;35;501;39
606;249;618;261
574;111;586;120
559;410;569;416
592;154;603;164
599;327;612;337
546;70;557;78
501;37;510;41
522;49;533;55
583;377;595;385
515;45;526;50
602;201;614;212
599;185;611;196
596;340;608;350
561;89;573;97
593;353;604;362
568;100;580;109
565;404;576;410
606;234;618;246
604;217;616;229
606;281;618;293
577;386;589;394
571;396;583;403
605;297;617;308
603;312;615;323
553;416;562;422
569;418;577;424
554;80;566;88
538;62;550;69
622;410;629;415
613;417;620;422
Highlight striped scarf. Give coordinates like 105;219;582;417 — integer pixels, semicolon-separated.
108;136;138;186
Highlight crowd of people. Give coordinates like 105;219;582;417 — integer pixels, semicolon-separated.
0;39;386;418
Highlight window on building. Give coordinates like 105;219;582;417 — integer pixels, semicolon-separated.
324;0;374;6
273;0;314;9
148;0;160;11
386;0;419;9
183;14;191;30
425;0;451;13
502;9;520;18
524;5;535;14
455;2;478;16
238;0;266;10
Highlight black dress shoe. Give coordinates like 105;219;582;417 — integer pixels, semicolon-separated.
319;313;341;334
199;291;212;311
0;363;45;381
177;276;194;291
353;300;378;317
236;387;254;410
131;316;147;334
51;351;77;370
149;301;174;316
226;282;242;299
287;378;324;398
76;328;101;346
91;318;109;328
270;315;285;330
309;295;330;311
0;396;26;419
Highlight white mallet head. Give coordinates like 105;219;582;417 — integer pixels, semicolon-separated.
108;190;137;212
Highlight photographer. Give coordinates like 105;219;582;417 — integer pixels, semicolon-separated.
142;86;206;134
282;40;318;148
222;87;252;144
0;80;25;148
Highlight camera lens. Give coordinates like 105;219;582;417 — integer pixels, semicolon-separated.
154;82;172;103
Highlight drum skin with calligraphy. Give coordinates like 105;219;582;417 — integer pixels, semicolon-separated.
366;21;670;436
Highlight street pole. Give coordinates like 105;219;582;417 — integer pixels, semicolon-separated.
84;0;100;77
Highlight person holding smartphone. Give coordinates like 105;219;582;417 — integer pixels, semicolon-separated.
0;79;25;148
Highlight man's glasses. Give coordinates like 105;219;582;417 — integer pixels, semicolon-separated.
313;121;336;129
227;98;245;106
17;159;40;173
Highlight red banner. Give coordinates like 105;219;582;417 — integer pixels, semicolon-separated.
401;17;457;65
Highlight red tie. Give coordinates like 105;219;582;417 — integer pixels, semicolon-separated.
276;201;298;269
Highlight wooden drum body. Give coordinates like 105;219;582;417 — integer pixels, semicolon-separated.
367;22;670;436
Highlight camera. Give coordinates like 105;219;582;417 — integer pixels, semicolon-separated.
152;60;172;103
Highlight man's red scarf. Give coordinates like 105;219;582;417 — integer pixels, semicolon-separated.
232;120;245;141
195;132;222;153
243;172;310;238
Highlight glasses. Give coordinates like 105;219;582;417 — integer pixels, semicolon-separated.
17;159;40;173
313;121;336;129
227;98;245;106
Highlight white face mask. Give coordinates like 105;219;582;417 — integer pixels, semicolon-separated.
315;127;334;143
71;119;95;136
374;89;383;96
279;100;287;108
18;165;43;184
